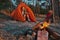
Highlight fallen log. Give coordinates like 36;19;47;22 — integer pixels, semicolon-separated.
46;27;60;40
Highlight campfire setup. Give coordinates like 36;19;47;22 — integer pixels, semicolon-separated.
33;21;60;40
